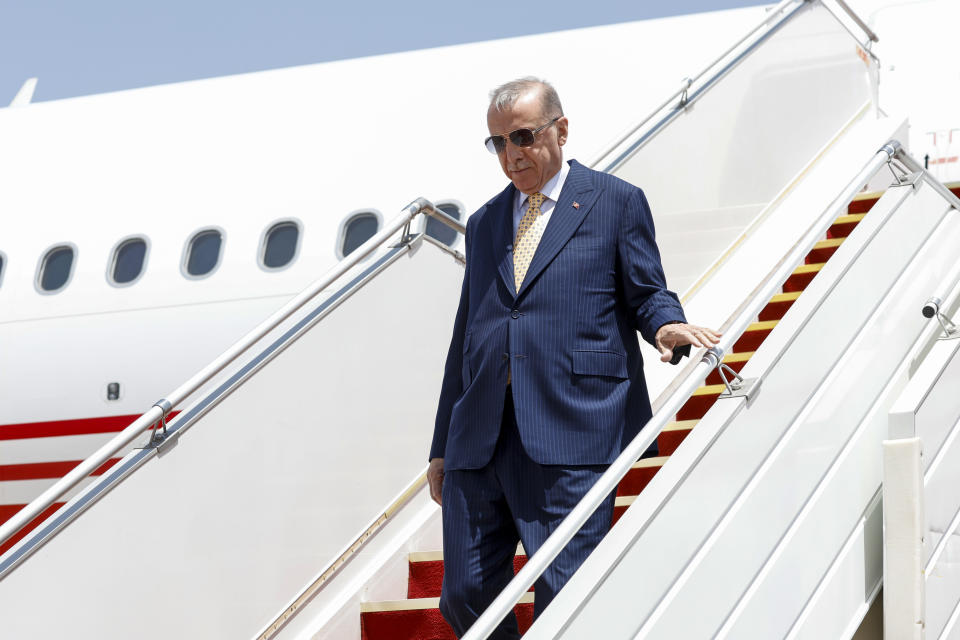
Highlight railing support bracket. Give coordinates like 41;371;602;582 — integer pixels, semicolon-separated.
678;77;692;109
886;158;919;189
147;399;172;447
705;347;761;403
923;297;959;340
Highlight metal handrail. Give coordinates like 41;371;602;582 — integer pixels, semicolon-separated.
460;140;907;640
0;198;464;549
829;0;879;43
587;0;802;172
896;153;960;211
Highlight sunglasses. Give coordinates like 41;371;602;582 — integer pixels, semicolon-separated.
484;117;561;154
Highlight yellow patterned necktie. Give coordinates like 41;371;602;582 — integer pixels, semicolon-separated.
514;192;546;291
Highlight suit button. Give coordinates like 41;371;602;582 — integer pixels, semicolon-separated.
511;309;520;319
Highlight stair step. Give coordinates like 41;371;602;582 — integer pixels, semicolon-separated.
408;551;530;600
406;494;640;600
676;383;726;421
732;319;778;353
827;213;865;239
758;291;802;321
657;419;699;456
360;593;535;640
616;456;667;496
847;193;880;214
805;237;845;264
782;263;824;293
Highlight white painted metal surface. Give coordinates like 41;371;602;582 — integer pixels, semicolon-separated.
526;172;960;638
0;238;463;639
882;437;924;640
607;1;873;295
886;319;960;639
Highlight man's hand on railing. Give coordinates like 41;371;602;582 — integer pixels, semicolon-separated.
656;323;722;363
428;457;445;506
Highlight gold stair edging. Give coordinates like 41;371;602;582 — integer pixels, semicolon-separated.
361;591;536;614
257;473;428;639
792;262;825;275
832;213;866;225
769;291;802;303
813;237;845;250
664;419;699;432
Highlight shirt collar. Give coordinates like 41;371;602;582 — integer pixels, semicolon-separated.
518;161;569;207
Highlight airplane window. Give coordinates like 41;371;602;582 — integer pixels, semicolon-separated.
262;221;300;269
425;201;464;248
111;238;148;285
340;211;380;258
39;245;75;292
185;229;223;277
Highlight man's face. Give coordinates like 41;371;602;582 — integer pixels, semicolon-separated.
486;90;568;195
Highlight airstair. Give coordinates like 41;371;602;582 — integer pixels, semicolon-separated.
2;2;957;639
354;187;906;639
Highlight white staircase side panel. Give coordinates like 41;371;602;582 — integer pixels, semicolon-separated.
925;413;960;640
786;492;884;640
887;332;960;639
527;177;957;638
880;438;924;640
632;187;954;639
0;239;463;639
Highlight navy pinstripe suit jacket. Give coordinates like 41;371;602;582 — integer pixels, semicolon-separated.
430;159;686;471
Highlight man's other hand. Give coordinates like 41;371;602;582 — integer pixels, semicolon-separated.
428;458;445;506
656;323;722;363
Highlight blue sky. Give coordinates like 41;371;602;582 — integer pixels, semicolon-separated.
1;1;772;104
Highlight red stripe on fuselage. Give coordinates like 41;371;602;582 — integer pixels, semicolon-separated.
0;412;180;440
0;457;122;482
0;502;66;556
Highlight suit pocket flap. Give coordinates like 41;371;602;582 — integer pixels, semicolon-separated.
572;350;628;379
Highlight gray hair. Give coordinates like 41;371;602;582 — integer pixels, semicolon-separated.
488;77;564;118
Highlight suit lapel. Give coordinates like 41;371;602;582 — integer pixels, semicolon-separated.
516;161;599;298
487;185;519;297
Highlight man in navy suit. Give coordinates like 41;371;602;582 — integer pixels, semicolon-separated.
428;78;719;638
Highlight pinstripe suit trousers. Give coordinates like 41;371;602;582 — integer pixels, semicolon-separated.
438;389;616;639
